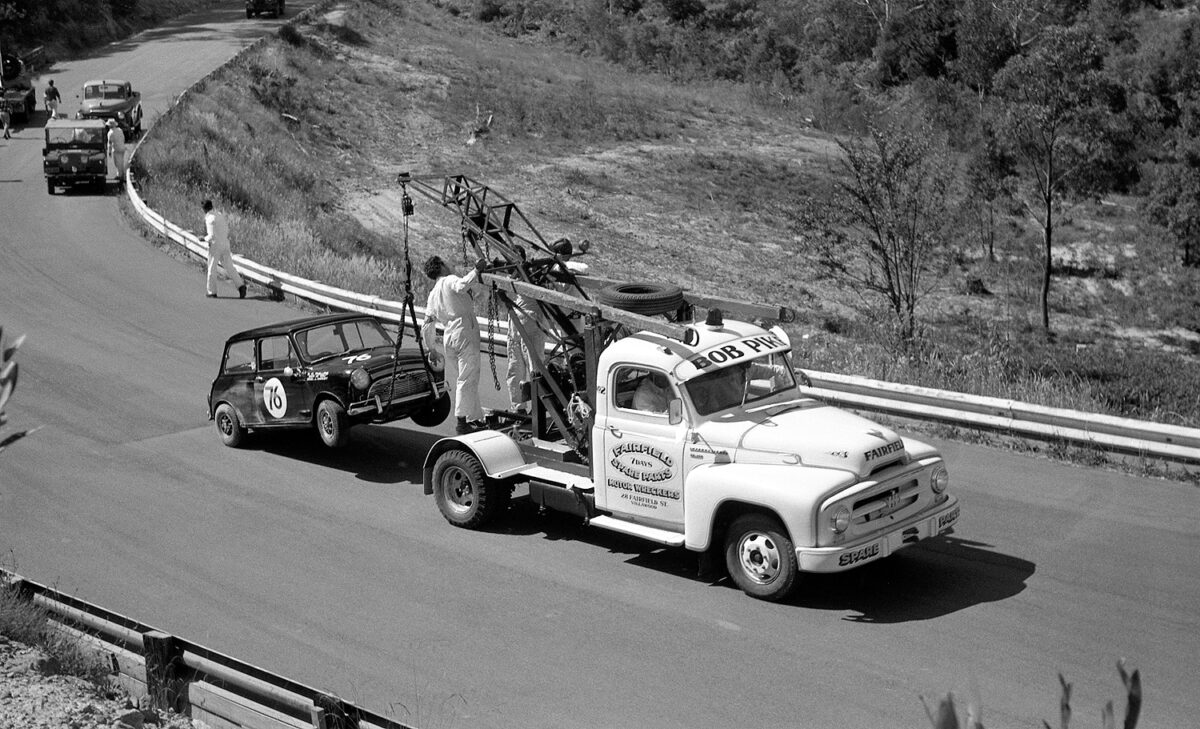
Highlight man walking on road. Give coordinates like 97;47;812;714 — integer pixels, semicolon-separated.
105;120;126;182
201;199;246;299
44;80;61;119
421;254;487;434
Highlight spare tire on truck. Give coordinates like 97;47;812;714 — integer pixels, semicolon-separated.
596;282;685;317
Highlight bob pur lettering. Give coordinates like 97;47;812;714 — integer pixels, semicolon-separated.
689;334;788;370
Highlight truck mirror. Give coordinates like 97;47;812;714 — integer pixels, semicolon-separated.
668;398;683;425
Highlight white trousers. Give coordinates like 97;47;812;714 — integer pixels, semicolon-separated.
506;308;545;410
206;239;244;295
444;324;483;421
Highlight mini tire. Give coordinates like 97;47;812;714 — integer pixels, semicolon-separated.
596;282;685;316
409;392;451;427
432;450;506;529
724;513;799;602
214;403;246;448
46;181;55;195
315;399;349;448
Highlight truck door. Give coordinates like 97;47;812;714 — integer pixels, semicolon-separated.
595;365;687;525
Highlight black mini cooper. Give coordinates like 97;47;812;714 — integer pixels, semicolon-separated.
208;313;449;448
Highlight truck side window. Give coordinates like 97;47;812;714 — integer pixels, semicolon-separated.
222;340;255;374
258;335;297;371
613;366;671;415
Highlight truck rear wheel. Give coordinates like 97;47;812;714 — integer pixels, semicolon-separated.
724;513;799;601
432;449;506;529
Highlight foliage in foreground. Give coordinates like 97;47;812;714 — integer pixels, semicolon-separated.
0;574;111;685
923;660;1142;729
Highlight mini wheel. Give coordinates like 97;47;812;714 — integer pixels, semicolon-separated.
724;513;799;601
46;181;56;195
409;392;451;427
432;450;507;528
315;399;349;447
214;403;246;447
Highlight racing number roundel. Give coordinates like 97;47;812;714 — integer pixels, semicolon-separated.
263;377;288;418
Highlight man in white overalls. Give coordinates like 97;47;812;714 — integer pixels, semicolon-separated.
422;255;487;434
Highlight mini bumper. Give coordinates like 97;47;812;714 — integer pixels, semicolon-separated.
797;495;960;573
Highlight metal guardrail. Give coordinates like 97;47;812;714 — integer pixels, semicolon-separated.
3;569;414;729
120;0;1200;471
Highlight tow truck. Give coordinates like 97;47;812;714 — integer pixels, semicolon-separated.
1;49;38;122
401;175;960;602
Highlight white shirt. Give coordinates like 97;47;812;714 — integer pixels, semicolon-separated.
107;127;125;152
423;268;481;346
204;210;229;248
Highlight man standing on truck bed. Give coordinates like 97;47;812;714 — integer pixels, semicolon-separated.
422;255;487;434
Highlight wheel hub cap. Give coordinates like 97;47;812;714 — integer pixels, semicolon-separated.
738;533;780;584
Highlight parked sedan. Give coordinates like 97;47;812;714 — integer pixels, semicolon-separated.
208;313;449;447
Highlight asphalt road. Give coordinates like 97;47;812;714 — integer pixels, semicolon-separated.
2;4;1199;729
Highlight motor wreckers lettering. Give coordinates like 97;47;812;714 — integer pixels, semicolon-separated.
688;334;788;370
863;440;904;461
607;479;681;502
610;442;676;485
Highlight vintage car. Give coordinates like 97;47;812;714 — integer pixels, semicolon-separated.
1;52;36;122
208;313;450;448
76;79;142;140
43;118;108;194
246;0;285;18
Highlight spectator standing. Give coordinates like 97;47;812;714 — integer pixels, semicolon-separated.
0;104;10;140
105;120;126;182
44;80;61;119
201;199;247;299
421;255;487;434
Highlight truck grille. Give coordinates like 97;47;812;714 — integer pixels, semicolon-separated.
852;480;919;527
368;370;430;402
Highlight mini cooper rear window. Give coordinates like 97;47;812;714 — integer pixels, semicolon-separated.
223;340;255;374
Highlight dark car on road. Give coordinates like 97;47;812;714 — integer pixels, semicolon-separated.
246;0;285;18
208;313;450;448
43;118;108;194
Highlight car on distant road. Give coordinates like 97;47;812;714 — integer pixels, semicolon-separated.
246;0;285;18
43;118;108;194
1;52;37;122
75;79;142;140
208;313;450;448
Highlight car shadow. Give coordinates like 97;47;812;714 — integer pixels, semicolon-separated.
481;504;1034;619
246;423;440;485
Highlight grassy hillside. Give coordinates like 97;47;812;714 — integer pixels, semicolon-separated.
132;0;1200;474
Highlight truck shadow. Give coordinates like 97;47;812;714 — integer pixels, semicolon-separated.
246;424;438;485
497;508;1033;621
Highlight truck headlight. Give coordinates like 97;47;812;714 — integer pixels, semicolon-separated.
931;466;949;494
830;505;851;534
350;367;370;391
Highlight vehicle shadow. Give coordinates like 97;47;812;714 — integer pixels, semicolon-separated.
246;423;439;485
485;504;1034;620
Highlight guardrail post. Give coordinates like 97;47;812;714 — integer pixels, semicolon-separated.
143;630;188;714
314;693;359;729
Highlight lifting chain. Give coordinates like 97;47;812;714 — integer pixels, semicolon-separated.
486;283;501;391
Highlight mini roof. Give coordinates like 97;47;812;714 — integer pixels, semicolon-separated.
224;312;383;343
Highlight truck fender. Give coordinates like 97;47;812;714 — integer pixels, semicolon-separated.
682;463;854;552
422;430;530;495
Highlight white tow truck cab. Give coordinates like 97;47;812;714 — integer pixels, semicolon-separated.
422;296;959;602
405;174;958;602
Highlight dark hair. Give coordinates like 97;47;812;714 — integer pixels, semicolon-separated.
423;255;444;280
202;199;213;212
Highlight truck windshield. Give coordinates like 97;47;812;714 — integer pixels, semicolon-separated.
84;85;124;100
295;318;393;362
46;127;103;145
685;352;796;416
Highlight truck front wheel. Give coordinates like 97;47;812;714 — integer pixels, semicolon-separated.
432;450;506;529
724;513;799;602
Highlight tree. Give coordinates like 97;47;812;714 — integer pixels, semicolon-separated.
795;121;954;344
1145;100;1200;267
990;24;1123;332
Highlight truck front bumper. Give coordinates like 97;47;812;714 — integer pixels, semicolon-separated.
797;495;960;573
